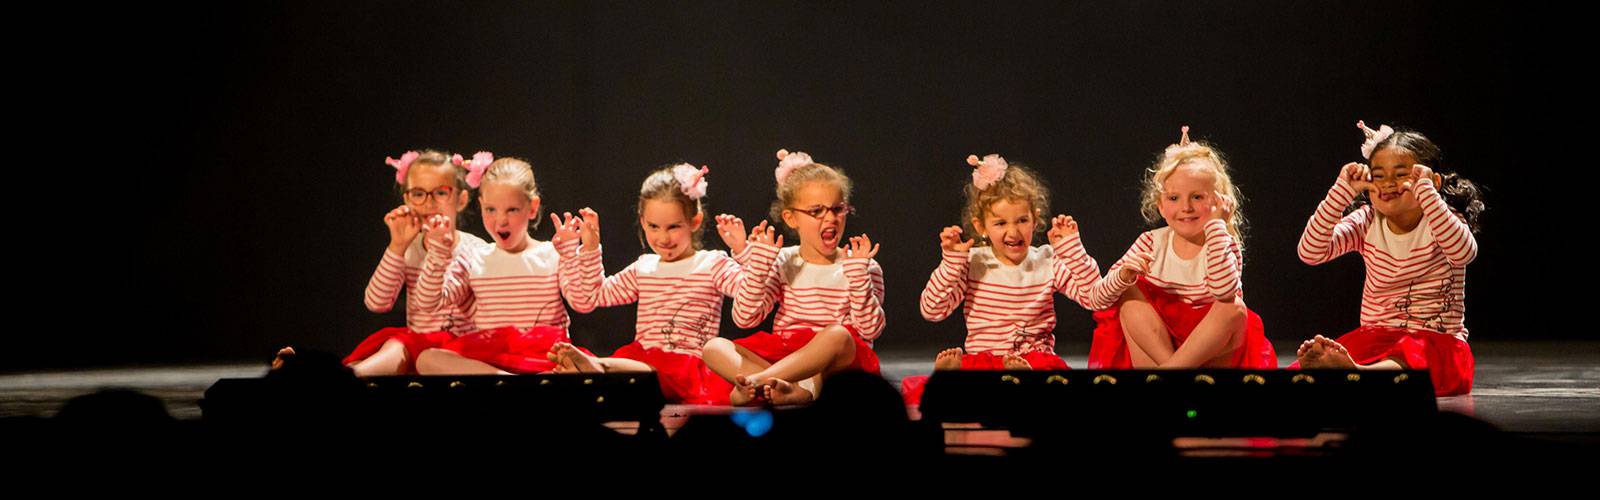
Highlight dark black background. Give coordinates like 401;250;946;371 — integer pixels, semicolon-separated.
12;1;1575;371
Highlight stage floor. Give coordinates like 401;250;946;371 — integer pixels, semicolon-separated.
4;340;1596;438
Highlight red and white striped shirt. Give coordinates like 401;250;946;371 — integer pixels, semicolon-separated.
414;237;580;331
1297;178;1475;341
362;232;488;334
731;245;753;266
1085;219;1243;310
920;234;1102;355
732;244;887;343
565;247;743;356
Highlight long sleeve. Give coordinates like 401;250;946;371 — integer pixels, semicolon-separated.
1298;178;1369;266
414;238;473;314
841;257;887;341
1414;178;1478;266
553;237;583;308
919;249;970;322
565;245;641;313
1082;232;1156;311
1049;233;1102;308
731;244;754;267
731;242;782;329
363;249;408;313
1201;219;1241;301
710;253;744;298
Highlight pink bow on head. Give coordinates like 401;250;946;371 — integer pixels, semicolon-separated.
1357;120;1395;159
453;151;494;188
967;153;1008;190
774;148;814;185
1163;125;1203;158
673;163;711;200
385;151;421;184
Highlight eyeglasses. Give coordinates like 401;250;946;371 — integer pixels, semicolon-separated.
405;186;457;205
787;203;855;220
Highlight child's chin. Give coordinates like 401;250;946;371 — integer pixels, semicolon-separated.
1372;198;1405;213
1170;225;1204;239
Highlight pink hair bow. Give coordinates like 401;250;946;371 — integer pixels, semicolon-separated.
966;153;1008;190
673;163;711;200
385;151;420;184
774;149;814;185
1357;120;1394;159
452;151;494;188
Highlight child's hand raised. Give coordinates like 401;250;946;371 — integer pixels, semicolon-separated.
847;234;880;260
384;205;421;254
1046;215;1079;246
1211;192;1235;223
1341;162;1374;196
423;214;456;250
716;214;748;254
748;220;783;249
550;212;581;248
1406;164;1442;198
576;208;601;252
939;226;973;253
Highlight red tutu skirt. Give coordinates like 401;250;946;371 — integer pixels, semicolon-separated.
1087;278;1276;369
1289;325;1474;397
438;326;587;374
612;342;733;405
732;326;881;375
899;351;1070;405
342;327;456;373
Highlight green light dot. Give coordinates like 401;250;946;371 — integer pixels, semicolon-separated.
1186;410;1198;419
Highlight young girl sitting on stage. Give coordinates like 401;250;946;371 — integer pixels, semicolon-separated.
701;149;886;405
273;150;490;376
544;164;743;404
1084;127;1276;369
1293;122;1483;397
409;156;590;375
900;154;1102;404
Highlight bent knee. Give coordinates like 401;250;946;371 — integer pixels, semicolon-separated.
702;337;735;352
1226;301;1248;321
818;326;854;346
416;348;453;362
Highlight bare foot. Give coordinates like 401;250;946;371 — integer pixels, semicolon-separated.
1317;336;1359;369
761;378;815;406
549;342;602;373
1295;337;1331;368
1304;335;1358;369
1003;353;1032;370
270;346;296;371
730;375;763;406
547;343;576;372
934;348;963;370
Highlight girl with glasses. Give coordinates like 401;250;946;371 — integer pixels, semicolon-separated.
272;150;490;376
701;149;886;405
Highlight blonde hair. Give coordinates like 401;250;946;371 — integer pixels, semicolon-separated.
478;157;543;229
768;163;853;224
1139;142;1247;249
962;163;1050;244
638;166;706;250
